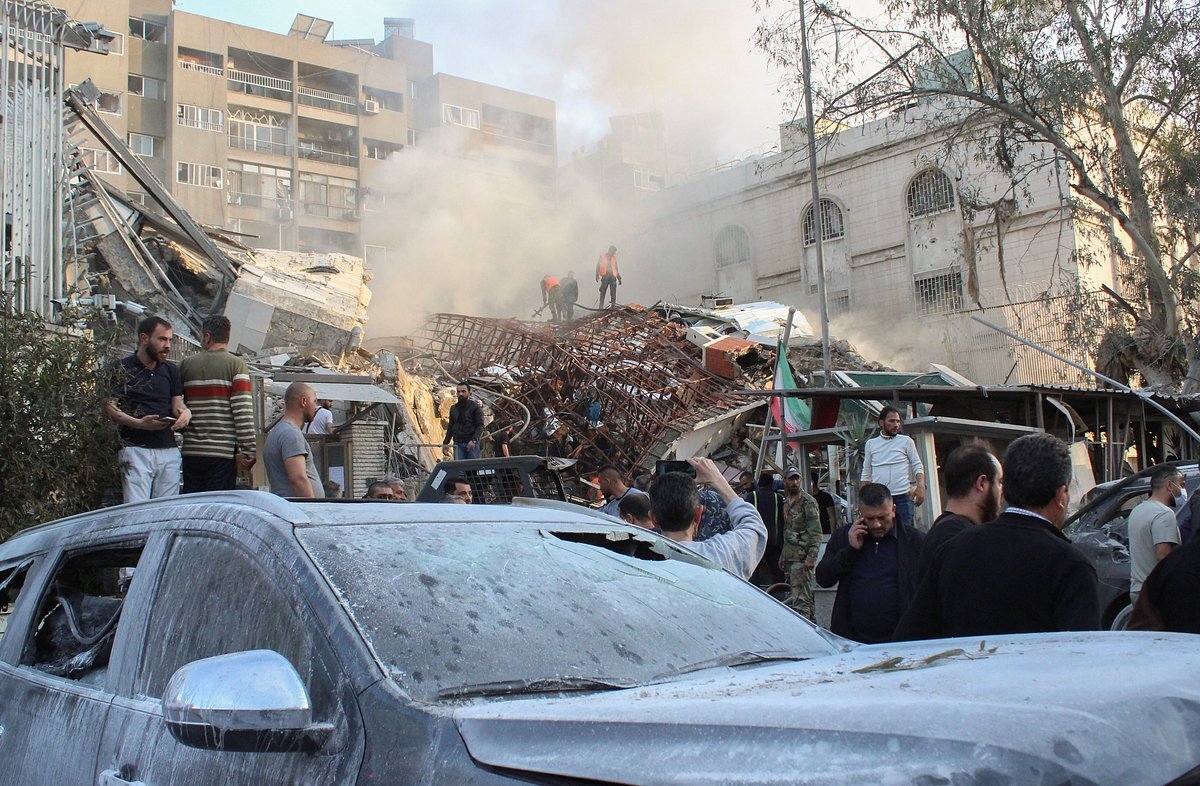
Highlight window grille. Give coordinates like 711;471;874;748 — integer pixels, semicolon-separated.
914;270;963;314
714;226;751;269
906;169;955;218
802;199;844;245
177;162;223;189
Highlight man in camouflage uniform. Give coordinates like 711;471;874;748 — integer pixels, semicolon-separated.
780;467;824;621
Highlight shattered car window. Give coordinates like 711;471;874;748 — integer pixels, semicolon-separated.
299;523;836;702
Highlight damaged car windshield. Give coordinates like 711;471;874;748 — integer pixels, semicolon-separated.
298;523;836;702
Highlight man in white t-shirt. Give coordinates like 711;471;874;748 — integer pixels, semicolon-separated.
306;399;335;435
861;406;925;528
1128;466;1184;603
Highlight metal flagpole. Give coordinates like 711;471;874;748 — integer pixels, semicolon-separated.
799;0;831;384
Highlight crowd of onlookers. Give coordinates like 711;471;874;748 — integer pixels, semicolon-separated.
105;316;1196;638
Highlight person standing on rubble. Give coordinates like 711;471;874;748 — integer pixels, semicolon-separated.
595;245;621;308
560;270;579;322
443;382;485;460
104;316;191;503
540;274;563;322
179;315;256;493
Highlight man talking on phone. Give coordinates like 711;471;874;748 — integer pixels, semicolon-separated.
816;482;924;643
649;457;767;579
104;315;191;503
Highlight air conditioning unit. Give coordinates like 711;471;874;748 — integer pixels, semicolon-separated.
362;98;381;115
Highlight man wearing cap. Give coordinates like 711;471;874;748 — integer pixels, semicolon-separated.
780;467;824;621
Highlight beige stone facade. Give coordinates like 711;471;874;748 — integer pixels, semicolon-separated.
625;102;1121;385
59;2;556;266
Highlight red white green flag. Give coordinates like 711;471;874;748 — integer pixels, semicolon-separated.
769;340;810;449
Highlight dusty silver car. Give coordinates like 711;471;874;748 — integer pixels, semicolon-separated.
0;492;1197;785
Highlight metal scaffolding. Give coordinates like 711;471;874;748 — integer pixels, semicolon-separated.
413;308;752;471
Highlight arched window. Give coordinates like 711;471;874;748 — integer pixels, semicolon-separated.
802;199;844;246
906;169;955;218
714;225;752;269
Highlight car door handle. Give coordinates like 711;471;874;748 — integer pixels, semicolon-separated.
99;769;146;786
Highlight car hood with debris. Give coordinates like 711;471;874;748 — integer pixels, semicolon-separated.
453;632;1200;786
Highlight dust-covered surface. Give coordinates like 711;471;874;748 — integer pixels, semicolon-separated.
453;633;1200;785
296;520;836;704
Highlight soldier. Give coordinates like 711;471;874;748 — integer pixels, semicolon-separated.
780;467;823;621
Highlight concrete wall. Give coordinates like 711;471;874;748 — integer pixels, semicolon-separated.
625;104;1103;384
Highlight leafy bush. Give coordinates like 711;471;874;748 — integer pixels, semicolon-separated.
0;305;123;541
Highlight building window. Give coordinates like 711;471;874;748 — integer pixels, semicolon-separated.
96;90;123;115
81;147;121;175
128;133;161;158
914;269;963;314
177;162;222;189
714;225;752;269
364;139;401;160
364;244;390;268
363;190;385;211
407;129;418;147
363;88;404;112
407;80;419;100
128;73;164;100
907;169;955;218
299;172;358;220
106;32;124;56
129;18;164;43
177;104;223;132
227;160;292;211
830;292;851;316
633;169;662;192
442;103;480;129
228;110;288;155
802;199;845;246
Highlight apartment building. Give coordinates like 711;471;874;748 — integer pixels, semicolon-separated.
60;2;557;265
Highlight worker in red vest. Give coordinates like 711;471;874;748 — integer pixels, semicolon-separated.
540;274;563;321
595;245;621;308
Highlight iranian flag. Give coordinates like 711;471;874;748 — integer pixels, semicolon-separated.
769;340;810;450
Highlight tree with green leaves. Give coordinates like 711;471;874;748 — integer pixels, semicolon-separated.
0;302;122;540
755;0;1200;389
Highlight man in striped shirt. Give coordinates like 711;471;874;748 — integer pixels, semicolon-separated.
180;315;257;493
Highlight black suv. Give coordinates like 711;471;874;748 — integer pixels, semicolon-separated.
1065;461;1200;628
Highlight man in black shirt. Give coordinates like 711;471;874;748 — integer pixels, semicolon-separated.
815;482;924;643
442;382;484;460
913;443;1003;584
103;316;191;503
809;470;838;535
895;433;1099;640
1128;535;1200;633
744;472;785;585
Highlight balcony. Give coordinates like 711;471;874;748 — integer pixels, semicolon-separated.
178;60;223;77
297;141;357;167
229;135;291;157
298;85;357;115
227;69;292;102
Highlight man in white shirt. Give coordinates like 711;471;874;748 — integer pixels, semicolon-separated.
650;458;768;579
306;398;335;435
1128;466;1184;603
861;406;925;528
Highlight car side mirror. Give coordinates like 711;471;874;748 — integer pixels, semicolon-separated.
162;649;333;754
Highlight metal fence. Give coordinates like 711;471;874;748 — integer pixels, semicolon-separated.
0;0;69;317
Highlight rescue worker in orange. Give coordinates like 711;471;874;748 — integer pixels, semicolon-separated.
596;245;621;308
541;274;563;321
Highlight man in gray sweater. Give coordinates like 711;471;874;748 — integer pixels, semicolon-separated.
650;457;768;579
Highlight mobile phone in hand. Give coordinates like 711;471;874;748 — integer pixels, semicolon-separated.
655;459;696;477
158;416;177;424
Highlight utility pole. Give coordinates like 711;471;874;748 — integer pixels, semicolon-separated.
799;0;832;384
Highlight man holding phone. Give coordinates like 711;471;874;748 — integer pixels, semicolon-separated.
816;482;924;643
649;457;767;579
104;315;191;503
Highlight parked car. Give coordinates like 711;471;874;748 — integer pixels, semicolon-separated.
415;455;569;503
1;492;1198;785
1065;461;1200;628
